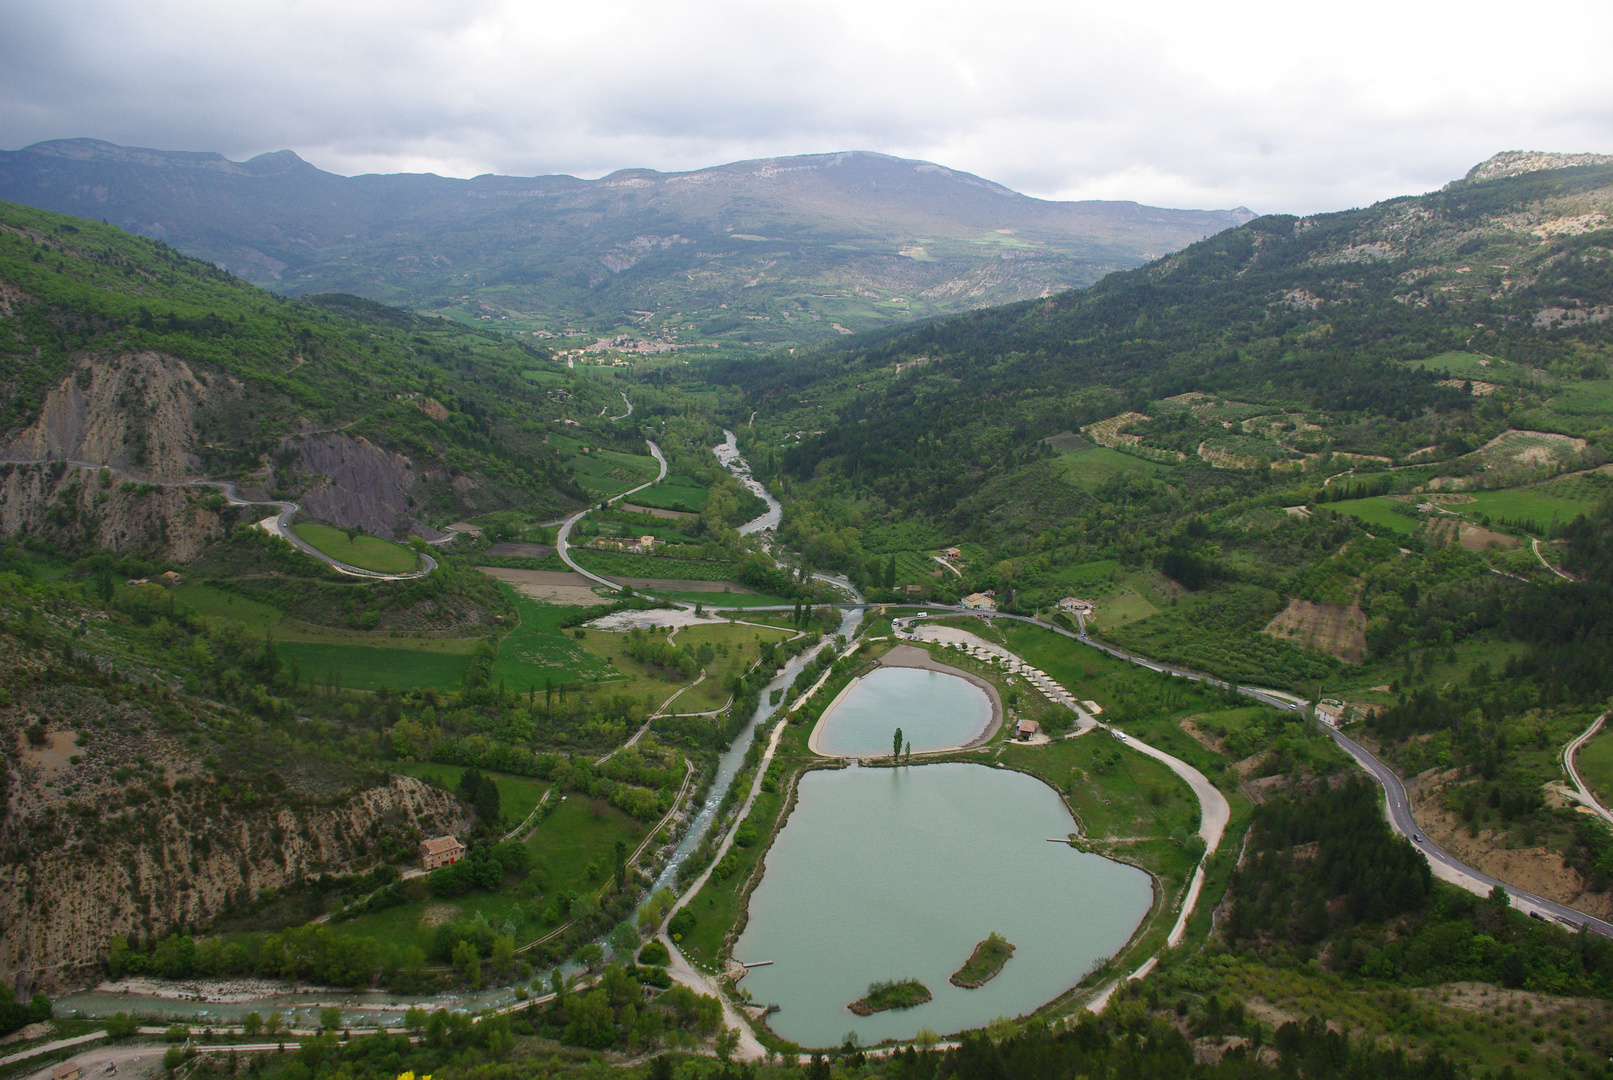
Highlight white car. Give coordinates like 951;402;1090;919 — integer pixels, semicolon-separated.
1112;730;1128;742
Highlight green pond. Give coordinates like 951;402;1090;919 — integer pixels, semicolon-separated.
733;762;1152;1047
816;667;993;755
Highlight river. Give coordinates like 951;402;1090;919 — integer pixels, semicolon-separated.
714;430;782;535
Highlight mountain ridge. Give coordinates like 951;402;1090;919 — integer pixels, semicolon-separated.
0;140;1257;345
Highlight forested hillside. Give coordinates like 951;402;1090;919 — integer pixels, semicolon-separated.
0;200;659;554
701;155;1613;924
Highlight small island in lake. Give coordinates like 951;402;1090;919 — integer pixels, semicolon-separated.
848;979;933;1015
949;933;1016;988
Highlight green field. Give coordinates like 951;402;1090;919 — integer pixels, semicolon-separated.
1460;481;1608;531
279;642;472;692
1088;585;1161;631
627;474;709;513
170;584;285;631
1325;495;1420;534
291;524;421;573
1054;445;1173;489
391;762;552;828
558;442;662;497
570;549;737;582
171;585;483;652
1540;378;1613;427
575;620;793;713
490;590;616;691
332;796;645;952
1400;351;1533;384
1575;725;1613;810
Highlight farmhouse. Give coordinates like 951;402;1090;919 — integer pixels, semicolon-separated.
961;591;997;611
1058;597;1095;616
940;547;962;560
1315;699;1346;727
419;835;465;871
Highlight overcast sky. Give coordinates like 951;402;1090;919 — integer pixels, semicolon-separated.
3;0;1610;215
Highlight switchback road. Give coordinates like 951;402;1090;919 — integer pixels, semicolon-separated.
0;457;436;580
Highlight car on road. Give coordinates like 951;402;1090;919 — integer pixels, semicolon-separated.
1413;834;1423;843
1112;730;1128;742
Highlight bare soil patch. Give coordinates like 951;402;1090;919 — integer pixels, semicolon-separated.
477;566;603;605
618;503;697;520
1260;598;1366;663
1458;523;1519;551
18;729;78;777
1411;775;1612;918
488;542;554;558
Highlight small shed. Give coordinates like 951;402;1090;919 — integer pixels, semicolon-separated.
54;1062;82;1080
419;835;466;871
1016;719;1040;741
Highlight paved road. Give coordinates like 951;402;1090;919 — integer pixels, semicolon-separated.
881;605;1613;938
1323;723;1613;935
610;392;633;421
1563;714;1613;825
554;438;668;589
1;457;437;581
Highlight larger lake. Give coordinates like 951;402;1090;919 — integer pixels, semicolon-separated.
815;667;992;756
732;763;1152;1048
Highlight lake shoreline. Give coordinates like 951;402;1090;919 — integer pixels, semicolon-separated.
807;646;1003;758
732;761;1153;1048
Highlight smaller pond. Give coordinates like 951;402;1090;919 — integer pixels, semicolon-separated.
733;763;1152;1048
815;667;992;757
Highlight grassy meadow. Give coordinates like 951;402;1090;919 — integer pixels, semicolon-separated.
291;523;422;574
390;761;553;828
279;642;472;692
627;474;709;512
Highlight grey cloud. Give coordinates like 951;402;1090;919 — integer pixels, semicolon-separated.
1;0;1610;213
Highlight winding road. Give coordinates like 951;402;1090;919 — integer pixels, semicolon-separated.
1561;714;1613;826
1;456;438;581
915;608;1613;937
554;439;668;589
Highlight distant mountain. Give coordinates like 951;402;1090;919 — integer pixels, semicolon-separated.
0;139;1254;345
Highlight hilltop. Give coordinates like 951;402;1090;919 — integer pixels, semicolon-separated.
0;140;1254;346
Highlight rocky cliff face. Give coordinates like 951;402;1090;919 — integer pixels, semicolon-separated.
281;433;421;540
0;353;446;555
0;460;228;561
3;351;235;481
0;653;467;991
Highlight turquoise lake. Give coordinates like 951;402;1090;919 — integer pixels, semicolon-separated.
732;763;1152;1048
815;667;993;756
